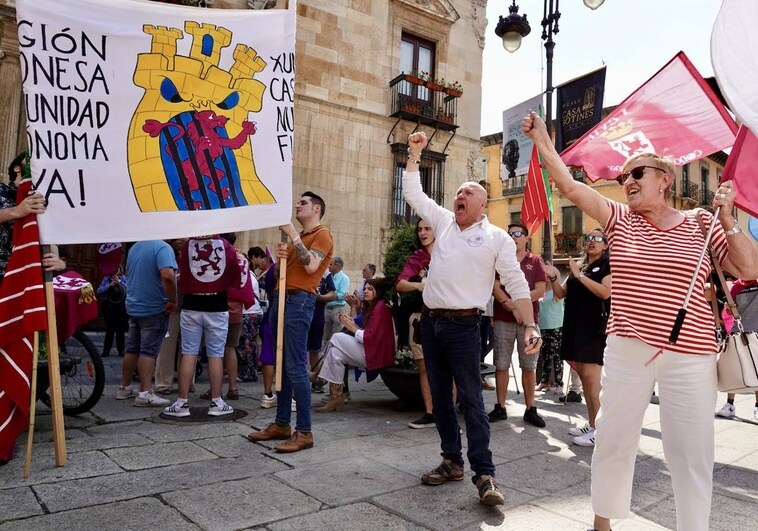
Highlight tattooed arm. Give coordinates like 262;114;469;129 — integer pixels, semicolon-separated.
278;223;325;275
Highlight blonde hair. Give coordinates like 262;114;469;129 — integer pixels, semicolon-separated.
621;152;677;199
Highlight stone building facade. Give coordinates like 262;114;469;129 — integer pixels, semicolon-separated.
0;0;489;288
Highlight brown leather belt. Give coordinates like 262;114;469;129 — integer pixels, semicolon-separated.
422;307;482;319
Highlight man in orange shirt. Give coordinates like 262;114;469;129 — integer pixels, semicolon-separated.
247;192;334;453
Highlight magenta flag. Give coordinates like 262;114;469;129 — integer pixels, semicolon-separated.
560;52;737;181
722;126;758;219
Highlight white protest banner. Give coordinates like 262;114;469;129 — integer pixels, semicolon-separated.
15;0;295;244
500;94;543;180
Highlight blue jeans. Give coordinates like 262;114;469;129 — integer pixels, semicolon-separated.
270;290;316;432
420;314;494;483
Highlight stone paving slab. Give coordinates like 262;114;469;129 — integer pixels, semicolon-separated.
0;450;122;489
0;487;43;522
267;501;428;531
712;463;758;503
528;481;669;526
104;440;218;470
497;453;590;498
163;476;321;530
0;496;200;531
373;481;534;530
192;434;261;458
275;456;419;506
17;432;153;456
31;452;288;513
265;432;402;468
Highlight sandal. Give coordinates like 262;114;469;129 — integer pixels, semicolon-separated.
226;389;240;400
199;389;212;400
156;388;173;396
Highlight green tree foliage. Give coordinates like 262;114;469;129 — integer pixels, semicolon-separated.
382;223;417;289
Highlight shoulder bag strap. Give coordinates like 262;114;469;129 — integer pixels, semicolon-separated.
695;214;741;329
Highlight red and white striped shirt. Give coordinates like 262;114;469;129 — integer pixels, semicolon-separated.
604;200;728;354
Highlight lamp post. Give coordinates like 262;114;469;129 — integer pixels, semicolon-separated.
495;0;604;262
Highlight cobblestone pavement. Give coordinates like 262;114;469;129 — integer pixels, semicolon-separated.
1;332;756;530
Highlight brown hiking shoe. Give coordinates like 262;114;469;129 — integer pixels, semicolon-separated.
421;459;464;486
247;422;291;442
274;431;314;453
476;474;504;506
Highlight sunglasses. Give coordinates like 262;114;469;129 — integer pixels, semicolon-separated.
586;235;606;243
508;231;525;238
617;165;666;182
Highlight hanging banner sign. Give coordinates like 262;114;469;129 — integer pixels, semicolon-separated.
501;94;543;180
555;66;606;152
15;0;296;243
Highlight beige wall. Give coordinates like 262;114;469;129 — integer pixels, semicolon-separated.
241;0;487;289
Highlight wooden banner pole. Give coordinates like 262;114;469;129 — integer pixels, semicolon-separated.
22;332;40;479
274;232;288;392
41;245;66;466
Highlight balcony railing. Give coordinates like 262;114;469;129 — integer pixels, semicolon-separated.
389;74;459;131
502;175;527;196
681;181;699;201
701;189;715;206
555;233;583;255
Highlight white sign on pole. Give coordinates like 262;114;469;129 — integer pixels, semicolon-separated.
500;94;543;180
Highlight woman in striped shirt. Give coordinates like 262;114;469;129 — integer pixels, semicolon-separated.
524;112;758;531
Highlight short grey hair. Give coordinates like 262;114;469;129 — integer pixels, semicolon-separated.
332;256;344;268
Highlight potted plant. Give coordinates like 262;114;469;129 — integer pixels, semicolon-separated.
403;70;424;86
425;75;443;92
444;80;463;98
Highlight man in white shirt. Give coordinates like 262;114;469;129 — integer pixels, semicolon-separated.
403;131;541;506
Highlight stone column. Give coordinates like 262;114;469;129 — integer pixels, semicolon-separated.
0;9;24;174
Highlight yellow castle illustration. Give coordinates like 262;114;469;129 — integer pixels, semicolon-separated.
127;21;275;212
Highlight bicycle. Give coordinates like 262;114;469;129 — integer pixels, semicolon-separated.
35;330;105;416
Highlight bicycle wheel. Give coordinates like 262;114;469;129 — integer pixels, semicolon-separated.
40;330;105;416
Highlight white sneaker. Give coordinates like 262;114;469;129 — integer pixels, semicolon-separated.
134;392;170;407
568;424;594;437
715;403;736;418
573;431;595;447
208;399;234;416
116;386;136;400
164;400;190;417
261;393;277;409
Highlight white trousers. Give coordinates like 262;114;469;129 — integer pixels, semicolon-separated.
318;332;366;384
591;336;717;531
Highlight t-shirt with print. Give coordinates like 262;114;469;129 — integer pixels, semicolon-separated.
493;252;546;323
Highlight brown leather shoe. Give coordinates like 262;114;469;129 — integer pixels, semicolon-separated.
274;431;314;453
247;422;291;442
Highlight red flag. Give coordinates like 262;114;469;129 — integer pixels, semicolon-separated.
0;179;47;462
522;144;551;234
561;52;737;181
722;126;758;219
94;242;124;277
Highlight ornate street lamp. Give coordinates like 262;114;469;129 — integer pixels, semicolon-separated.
494;1;531;53
495;0;603;262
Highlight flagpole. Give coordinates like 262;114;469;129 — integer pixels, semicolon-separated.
22;332;40;479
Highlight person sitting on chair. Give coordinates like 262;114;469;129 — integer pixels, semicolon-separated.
310;278;395;412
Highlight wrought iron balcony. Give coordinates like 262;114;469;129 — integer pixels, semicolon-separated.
502;174;527;196
389;74;459;131
701;189;715;206
555;233;583;255
680;181;699;201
